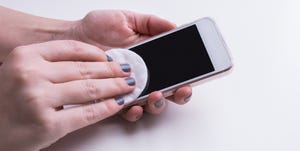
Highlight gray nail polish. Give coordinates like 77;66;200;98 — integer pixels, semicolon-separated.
107;55;113;62
184;96;192;103
125;77;135;86
136;114;142;120
120;64;131;72
115;97;124;105
154;99;163;108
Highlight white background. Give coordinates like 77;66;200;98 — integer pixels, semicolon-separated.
2;0;300;151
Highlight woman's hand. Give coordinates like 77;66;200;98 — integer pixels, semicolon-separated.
0;7;192;122
69;10;193;121
73;10;176;50
0;40;134;151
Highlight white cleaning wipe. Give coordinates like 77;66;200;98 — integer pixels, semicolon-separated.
106;48;149;105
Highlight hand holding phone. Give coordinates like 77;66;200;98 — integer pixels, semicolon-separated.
124;18;232;106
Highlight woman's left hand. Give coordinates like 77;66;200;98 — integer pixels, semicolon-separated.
66;10;193;121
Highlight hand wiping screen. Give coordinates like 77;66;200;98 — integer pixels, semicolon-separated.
106;49;149;105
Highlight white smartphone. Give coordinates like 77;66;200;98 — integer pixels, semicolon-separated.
126;18;232;106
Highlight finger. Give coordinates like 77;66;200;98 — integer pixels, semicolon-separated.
145;91;167;115
47;62;131;83
58;98;124;133
121;106;143;122
51;77;136;107
167;86;193;105
35;40;108;62
126;11;176;36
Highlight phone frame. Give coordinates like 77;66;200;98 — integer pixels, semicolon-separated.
125;17;233;107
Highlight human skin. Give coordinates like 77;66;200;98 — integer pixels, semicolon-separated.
0;6;193;150
0;40;139;151
0;6;192;121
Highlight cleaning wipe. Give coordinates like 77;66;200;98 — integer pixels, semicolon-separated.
106;48;149;105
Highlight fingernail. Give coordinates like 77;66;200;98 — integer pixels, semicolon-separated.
154;99;163;108
136;114;142;121
120;64;131;72
184;96;192;103
125;77;135;86
107;55;113;62
115;97;124;105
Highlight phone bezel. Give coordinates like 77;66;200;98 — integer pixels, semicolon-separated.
126;18;232;106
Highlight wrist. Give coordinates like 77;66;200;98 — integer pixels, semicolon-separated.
45;19;80;42
0;6;79;62
15;17;78;45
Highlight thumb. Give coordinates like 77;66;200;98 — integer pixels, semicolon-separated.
129;12;176;36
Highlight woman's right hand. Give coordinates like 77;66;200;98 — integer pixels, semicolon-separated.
0;40;135;151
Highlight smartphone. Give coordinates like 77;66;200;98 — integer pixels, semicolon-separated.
126;18;232;106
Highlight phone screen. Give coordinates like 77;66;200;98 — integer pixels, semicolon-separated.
130;25;215;96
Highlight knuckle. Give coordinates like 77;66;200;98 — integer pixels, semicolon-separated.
22;88;46;108
24;116;59;142
13;45;30;53
111;79;123;93
106;63;121;77
12;63;41;84
82;101;119;124
19;90;63;138
11;46;26;56
39;115;56;131
82;105;102;124
82;79;99;100
9;46;29;62
113;78;129;93
75;62;91;79
85;10;98;20
37;115;62;138
63;40;104;60
8;47;42;83
103;101;119;114
64;40;84;53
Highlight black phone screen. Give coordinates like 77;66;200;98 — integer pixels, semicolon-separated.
130;25;215;96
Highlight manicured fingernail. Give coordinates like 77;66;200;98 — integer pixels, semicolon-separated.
107;55;113;62
115;97;124;105
184;96;192;103
120;64;131;72
136;114;142;121
154;99;163;108
125;77;135;86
